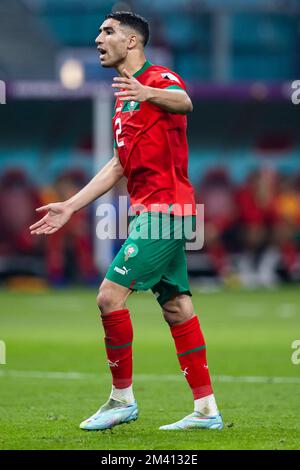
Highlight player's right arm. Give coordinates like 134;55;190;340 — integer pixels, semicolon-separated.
30;148;123;236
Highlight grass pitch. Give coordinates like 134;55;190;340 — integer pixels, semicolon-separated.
0;286;299;450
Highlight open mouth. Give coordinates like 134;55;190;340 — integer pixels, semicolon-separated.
98;48;107;58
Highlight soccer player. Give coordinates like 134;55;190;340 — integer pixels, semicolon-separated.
30;12;223;431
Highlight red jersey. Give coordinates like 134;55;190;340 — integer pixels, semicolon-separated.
112;60;196;216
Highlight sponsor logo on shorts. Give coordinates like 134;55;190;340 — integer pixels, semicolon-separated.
114;266;132;275
124;243;139;261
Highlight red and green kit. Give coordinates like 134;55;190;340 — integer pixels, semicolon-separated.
112;60;196;216
107;61;197;305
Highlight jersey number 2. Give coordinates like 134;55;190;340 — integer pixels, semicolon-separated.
115;118;124;148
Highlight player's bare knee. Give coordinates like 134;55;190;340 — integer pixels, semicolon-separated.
164;310;194;326
163;303;179;316
162;302;181;325
163;313;179;327
162;295;194;326
96;279;130;314
96;287;122;315
96;289;109;313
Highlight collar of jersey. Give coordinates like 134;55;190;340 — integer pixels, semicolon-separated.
133;60;152;78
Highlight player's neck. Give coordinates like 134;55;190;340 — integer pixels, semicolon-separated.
115;55;147;77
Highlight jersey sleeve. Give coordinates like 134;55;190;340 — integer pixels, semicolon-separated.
150;69;187;92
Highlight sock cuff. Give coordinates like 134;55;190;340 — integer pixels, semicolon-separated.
170;315;199;338
101;308;130;326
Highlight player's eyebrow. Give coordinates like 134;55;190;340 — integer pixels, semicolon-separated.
99;26;114;33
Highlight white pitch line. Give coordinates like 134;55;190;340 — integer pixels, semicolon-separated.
0;369;299;385
0;370;95;380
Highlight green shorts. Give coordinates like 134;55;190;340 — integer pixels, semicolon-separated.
105;212;195;307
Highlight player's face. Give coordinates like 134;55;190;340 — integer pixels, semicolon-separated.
95;19;130;68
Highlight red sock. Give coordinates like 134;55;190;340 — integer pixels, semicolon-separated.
170;315;213;399
100;308;133;389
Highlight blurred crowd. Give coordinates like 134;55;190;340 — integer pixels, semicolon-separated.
197;167;300;287
0;168;98;286
1;165;300;288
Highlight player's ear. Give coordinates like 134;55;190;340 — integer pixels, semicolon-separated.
127;34;138;50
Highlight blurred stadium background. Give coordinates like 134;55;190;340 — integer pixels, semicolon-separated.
0;0;300;289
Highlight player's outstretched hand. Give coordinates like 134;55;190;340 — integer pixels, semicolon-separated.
112;68;150;102
29;202;74;236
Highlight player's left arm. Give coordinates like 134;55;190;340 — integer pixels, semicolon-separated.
112;69;193;115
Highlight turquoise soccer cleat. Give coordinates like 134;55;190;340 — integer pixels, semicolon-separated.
159;412;223;430
79;399;138;431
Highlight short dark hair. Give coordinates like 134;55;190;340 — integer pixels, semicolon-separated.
105;11;150;47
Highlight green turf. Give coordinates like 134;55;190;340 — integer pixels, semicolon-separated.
0;286;300;450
